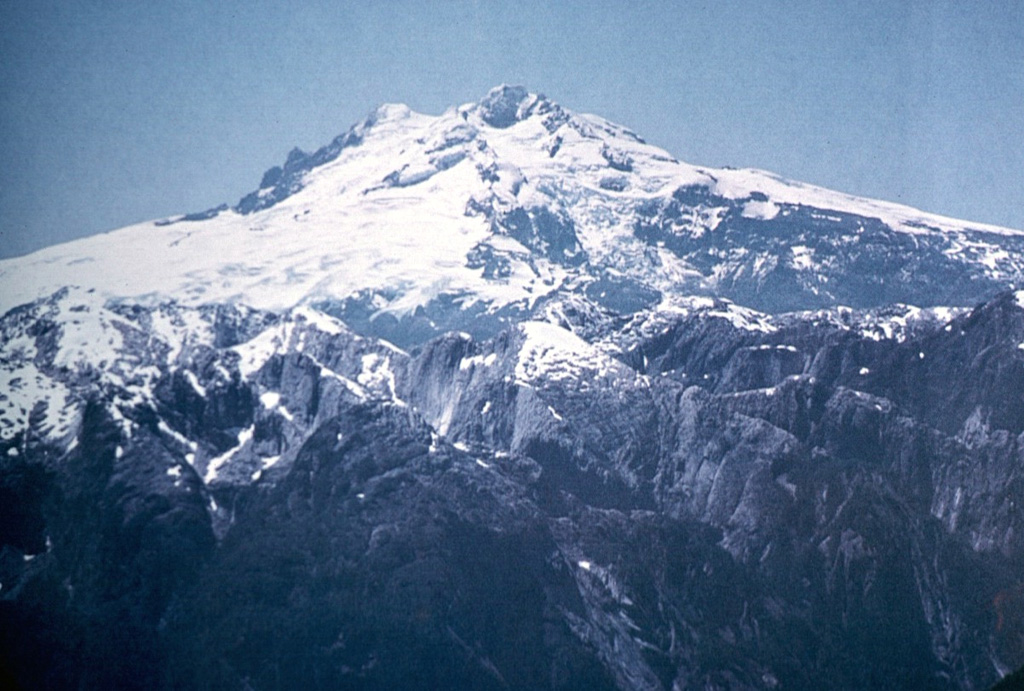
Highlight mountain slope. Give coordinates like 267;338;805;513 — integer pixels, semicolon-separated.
2;87;1024;690
2;86;1023;347
3;286;1024;689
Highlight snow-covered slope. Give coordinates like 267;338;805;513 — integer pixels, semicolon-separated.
6;86;1024;690
2;85;1023;344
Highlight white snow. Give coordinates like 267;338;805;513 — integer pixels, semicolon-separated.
741;199;780;221
854;305;951;343
318;363;370;400
233;321;298;378
147;306;216;365
292;305;346;335
515;320;635;385
357;353;400;401
2;88;1015;326
705;303;778;334
51;302;126;372
711;165;1023;238
790;245;816;271
0;363;75;442
753;344;797;352
0;97;576;318
259;391;295;421
460;352;498;371
158;420;195;451
183;370;206;396
204;425;254;483
2;88;1021;476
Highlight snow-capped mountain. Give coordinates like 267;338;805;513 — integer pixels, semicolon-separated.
3;87;1024;690
2;85;1023;345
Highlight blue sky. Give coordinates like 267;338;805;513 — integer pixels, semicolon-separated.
1;0;1022;258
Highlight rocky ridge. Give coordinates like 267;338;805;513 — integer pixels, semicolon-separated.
2;87;1024;690
2;284;1024;689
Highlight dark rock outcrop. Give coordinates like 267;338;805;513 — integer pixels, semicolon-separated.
2;288;1024;689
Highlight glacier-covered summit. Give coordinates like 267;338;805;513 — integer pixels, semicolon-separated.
2;85;1024;347
4;86;1024;690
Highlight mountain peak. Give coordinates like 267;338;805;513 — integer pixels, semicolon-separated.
369;102;414;124
3;87;1024;343
476;84;536;128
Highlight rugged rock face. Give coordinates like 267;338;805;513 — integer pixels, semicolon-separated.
2;285;1023;690
3;86;1024;689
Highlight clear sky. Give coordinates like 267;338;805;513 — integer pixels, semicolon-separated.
1;0;1022;259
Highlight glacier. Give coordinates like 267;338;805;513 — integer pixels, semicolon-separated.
2;86;1024;690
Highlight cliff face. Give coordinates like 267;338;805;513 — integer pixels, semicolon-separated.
2;286;1022;690
4;86;1024;689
